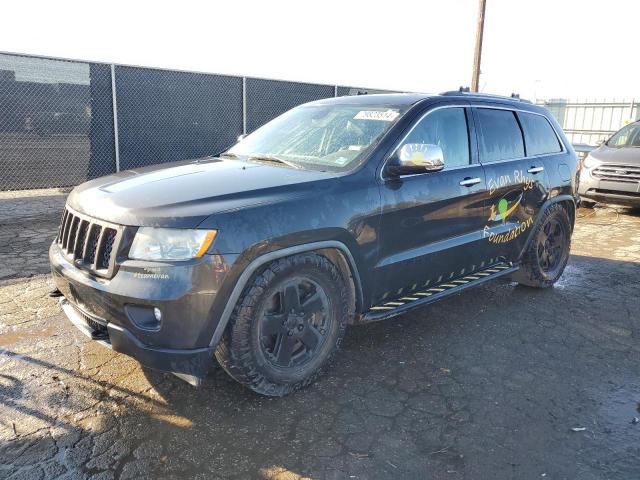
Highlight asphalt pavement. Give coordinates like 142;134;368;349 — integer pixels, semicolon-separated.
1;190;639;479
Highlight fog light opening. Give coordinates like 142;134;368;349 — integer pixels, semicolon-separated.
124;304;163;331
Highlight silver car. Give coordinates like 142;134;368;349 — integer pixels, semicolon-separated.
578;120;640;207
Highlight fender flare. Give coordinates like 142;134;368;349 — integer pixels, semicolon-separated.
208;240;363;348
518;194;576;260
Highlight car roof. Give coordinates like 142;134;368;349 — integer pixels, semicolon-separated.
309;93;433;107
308;92;535;109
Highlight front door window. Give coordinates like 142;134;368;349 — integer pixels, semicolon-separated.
400;107;470;168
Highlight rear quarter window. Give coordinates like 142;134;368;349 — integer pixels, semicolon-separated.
518;112;562;156
476;108;525;162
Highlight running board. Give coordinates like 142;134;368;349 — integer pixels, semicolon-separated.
363;262;518;322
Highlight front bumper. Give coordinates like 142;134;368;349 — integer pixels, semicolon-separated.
59;297;212;385
50;242;238;383
578;168;640;206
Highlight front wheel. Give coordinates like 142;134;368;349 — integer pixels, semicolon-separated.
514;204;572;288
215;253;349;396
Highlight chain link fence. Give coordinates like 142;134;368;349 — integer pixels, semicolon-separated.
6;53;637;192
0;55;116;190
114;66;243;170
245;78;335;134
0;52;392;191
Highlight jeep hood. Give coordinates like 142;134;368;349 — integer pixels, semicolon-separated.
66;158;335;227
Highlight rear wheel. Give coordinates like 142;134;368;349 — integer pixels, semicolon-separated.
215;253;349;396
514;204;572;288
580;199;596;209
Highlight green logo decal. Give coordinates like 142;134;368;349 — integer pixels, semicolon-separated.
488;194;522;223
498;198;509;221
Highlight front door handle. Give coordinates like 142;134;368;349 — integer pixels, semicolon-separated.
459;177;482;187
527;166;544;174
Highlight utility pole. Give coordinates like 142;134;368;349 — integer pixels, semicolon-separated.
471;0;487;92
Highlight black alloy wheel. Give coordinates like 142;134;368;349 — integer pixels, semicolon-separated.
514;204;572;288
259;278;330;369
537;217;569;275
215;253;350;396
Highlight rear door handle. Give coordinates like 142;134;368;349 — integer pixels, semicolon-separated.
527;166;544;174
459;177;482;187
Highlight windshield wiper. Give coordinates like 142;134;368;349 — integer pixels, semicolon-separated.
247;154;302;169
218;151;239;158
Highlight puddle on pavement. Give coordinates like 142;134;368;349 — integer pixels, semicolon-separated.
0;326;55;347
552;263;582;290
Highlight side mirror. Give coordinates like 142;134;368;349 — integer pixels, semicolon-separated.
387;143;445;176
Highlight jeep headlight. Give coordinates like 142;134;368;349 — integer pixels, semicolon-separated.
582;154;601;169
129;228;217;261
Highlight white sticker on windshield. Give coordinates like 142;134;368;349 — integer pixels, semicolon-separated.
334;157;349;165
354;109;399;121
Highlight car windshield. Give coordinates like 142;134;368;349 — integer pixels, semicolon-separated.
226;104;407;171
607;123;640;148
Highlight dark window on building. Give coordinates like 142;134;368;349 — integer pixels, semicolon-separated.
402;107;470;168
476;108;525;162
519;112;562;155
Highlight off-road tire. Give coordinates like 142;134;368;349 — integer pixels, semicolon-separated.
514;204;572;288
215;253;349;396
580;199;596;209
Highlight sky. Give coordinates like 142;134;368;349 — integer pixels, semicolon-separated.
1;0;638;101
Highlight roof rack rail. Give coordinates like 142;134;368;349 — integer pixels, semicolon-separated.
439;90;532;104
440;87;470;95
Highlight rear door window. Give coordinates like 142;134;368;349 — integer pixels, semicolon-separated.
519;112;562;155
476;108;525;162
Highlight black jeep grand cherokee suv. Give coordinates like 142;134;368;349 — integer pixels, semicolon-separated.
50;92;578;396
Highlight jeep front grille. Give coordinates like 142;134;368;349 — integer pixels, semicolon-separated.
56;207;122;278
592;164;640;183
